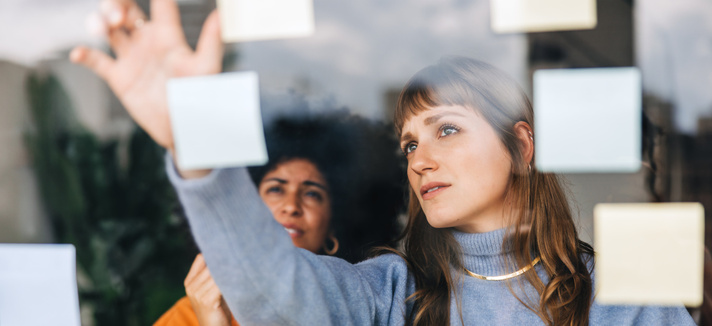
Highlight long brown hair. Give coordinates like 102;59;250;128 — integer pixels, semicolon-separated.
393;56;594;325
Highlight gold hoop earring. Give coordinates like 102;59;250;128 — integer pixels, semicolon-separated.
323;234;339;255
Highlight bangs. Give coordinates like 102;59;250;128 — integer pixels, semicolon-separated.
393;56;529;139
394;84;441;136
394;65;473;136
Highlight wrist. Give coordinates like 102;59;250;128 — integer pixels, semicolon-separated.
168;148;212;179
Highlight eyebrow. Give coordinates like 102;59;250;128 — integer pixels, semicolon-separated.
423;112;466;126
263;178;328;191
400;132;415;144
400;111;467;143
304;181;328;191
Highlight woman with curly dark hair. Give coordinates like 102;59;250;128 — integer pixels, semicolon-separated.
154;113;406;326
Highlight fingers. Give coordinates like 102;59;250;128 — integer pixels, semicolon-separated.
185;259;223;310
107;29;131;56
123;0;148;30
100;0;125;27
98;1;135;56
188;262;215;292
193;278;224;309
151;0;182;28
185;254;207;286
101;0;147;30
195;10;224;73
70;47;116;82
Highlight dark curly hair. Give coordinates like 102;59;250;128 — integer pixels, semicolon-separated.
248;112;407;263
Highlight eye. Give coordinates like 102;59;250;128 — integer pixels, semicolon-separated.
439;124;460;137
403;142;417;155
265;186;283;194
305;190;324;202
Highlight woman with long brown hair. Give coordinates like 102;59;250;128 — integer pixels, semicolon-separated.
72;0;695;324
393;56;599;325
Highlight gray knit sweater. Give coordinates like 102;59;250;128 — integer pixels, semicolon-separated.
167;161;695;325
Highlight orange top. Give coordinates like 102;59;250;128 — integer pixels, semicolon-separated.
154;297;240;326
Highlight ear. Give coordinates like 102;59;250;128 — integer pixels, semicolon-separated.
513;121;534;166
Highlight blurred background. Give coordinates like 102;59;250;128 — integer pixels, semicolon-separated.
1;0;711;325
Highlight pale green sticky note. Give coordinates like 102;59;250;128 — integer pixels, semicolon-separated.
491;0;597;33
217;0;315;43
594;203;704;307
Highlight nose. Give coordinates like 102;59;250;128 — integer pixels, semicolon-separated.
409;142;438;175
279;192;303;218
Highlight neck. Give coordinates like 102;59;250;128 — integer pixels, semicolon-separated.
454;203;514;233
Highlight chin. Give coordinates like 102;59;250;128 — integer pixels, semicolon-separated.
423;208;459;229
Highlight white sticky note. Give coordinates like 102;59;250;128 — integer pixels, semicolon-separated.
594;203;704;306
0;244;80;326
491;0;597;33
534;67;641;173
167;72;268;170
217;0;315;43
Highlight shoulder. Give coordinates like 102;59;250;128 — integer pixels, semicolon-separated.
353;253;413;292
305;251;411;289
355;253;410;276
356;253;415;296
354;253;414;322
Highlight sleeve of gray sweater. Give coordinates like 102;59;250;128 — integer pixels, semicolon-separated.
165;159;413;326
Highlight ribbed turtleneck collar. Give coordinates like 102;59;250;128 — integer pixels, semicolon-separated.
451;228;521;277
451;228;510;257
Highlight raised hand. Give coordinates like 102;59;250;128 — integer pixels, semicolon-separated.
185;254;234;326
70;0;223;151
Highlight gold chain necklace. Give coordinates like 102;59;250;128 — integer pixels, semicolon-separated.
464;257;541;281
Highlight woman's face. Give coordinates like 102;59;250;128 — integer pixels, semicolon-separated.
400;105;513;233
258;158;332;253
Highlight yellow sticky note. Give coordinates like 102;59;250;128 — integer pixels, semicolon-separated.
217;0;315;43
490;0;597;33
594;203;704;307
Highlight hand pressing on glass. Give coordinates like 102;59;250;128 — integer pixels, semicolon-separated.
184;254;236;326
70;0;222;178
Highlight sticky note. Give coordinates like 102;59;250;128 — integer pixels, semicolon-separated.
534;67;641;173
167;72;268;170
0;244;80;326
217;0;315;42
490;0;597;33
594;203;704;306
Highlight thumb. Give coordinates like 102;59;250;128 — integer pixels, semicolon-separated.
195;10;224;73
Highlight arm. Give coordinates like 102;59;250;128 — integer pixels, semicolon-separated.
72;1;411;323
167;162;412;325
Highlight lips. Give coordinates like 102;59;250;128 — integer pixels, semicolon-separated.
281;223;304;238
420;182;451;200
